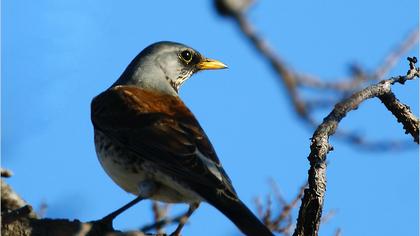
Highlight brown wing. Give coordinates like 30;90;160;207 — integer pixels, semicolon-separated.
91;85;237;200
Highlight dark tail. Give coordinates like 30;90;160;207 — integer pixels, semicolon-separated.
207;196;274;236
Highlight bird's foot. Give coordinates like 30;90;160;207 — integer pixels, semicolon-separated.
88;196;145;235
88;217;115;235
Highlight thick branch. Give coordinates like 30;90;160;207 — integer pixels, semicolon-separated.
293;59;419;236
378;92;419;143
0;177;161;236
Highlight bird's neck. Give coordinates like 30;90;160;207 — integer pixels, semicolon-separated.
112;62;178;96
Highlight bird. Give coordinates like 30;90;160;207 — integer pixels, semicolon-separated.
91;41;274;236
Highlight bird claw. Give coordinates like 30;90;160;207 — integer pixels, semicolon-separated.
88;217;115;235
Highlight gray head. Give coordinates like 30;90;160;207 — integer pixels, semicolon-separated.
113;41;227;95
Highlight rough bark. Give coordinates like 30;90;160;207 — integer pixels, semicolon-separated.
292;58;419;236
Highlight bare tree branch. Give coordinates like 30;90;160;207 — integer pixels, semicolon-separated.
292;58;419;236
140;213;184;233
334;228;342;236
149;202;170;234
213;0;419;151
0;176;165;236
374;29;420;79
254;182;307;235
378;92;419;143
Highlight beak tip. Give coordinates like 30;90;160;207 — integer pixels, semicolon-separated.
198;58;228;70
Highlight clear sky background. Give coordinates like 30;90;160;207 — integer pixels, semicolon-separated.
2;1;419;235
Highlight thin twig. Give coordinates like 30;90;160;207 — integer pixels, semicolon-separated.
320;209;337;224
272;183;306;227
233;13;307;118
214;1;419;150
151;202;169;234
374;29;420;79
255;181;308;235
140;213;184;233
334;228;342;236
37;202;48;218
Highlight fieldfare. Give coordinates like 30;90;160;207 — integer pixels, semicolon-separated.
91;41;274;236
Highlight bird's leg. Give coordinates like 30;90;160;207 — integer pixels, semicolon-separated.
97;180;156;230
90;195;144;234
170;202;200;236
101;195;145;222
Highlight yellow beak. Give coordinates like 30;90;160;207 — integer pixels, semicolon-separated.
197;58;228;70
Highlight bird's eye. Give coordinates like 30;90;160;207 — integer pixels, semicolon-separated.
180;50;193;63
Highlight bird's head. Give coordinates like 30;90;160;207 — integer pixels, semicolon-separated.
113;41;227;95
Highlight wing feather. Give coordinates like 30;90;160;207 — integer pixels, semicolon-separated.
91;86;237;199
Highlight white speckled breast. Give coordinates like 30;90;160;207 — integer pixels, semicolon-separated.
94;130;203;204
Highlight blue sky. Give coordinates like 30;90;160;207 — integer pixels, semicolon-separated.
2;1;418;235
